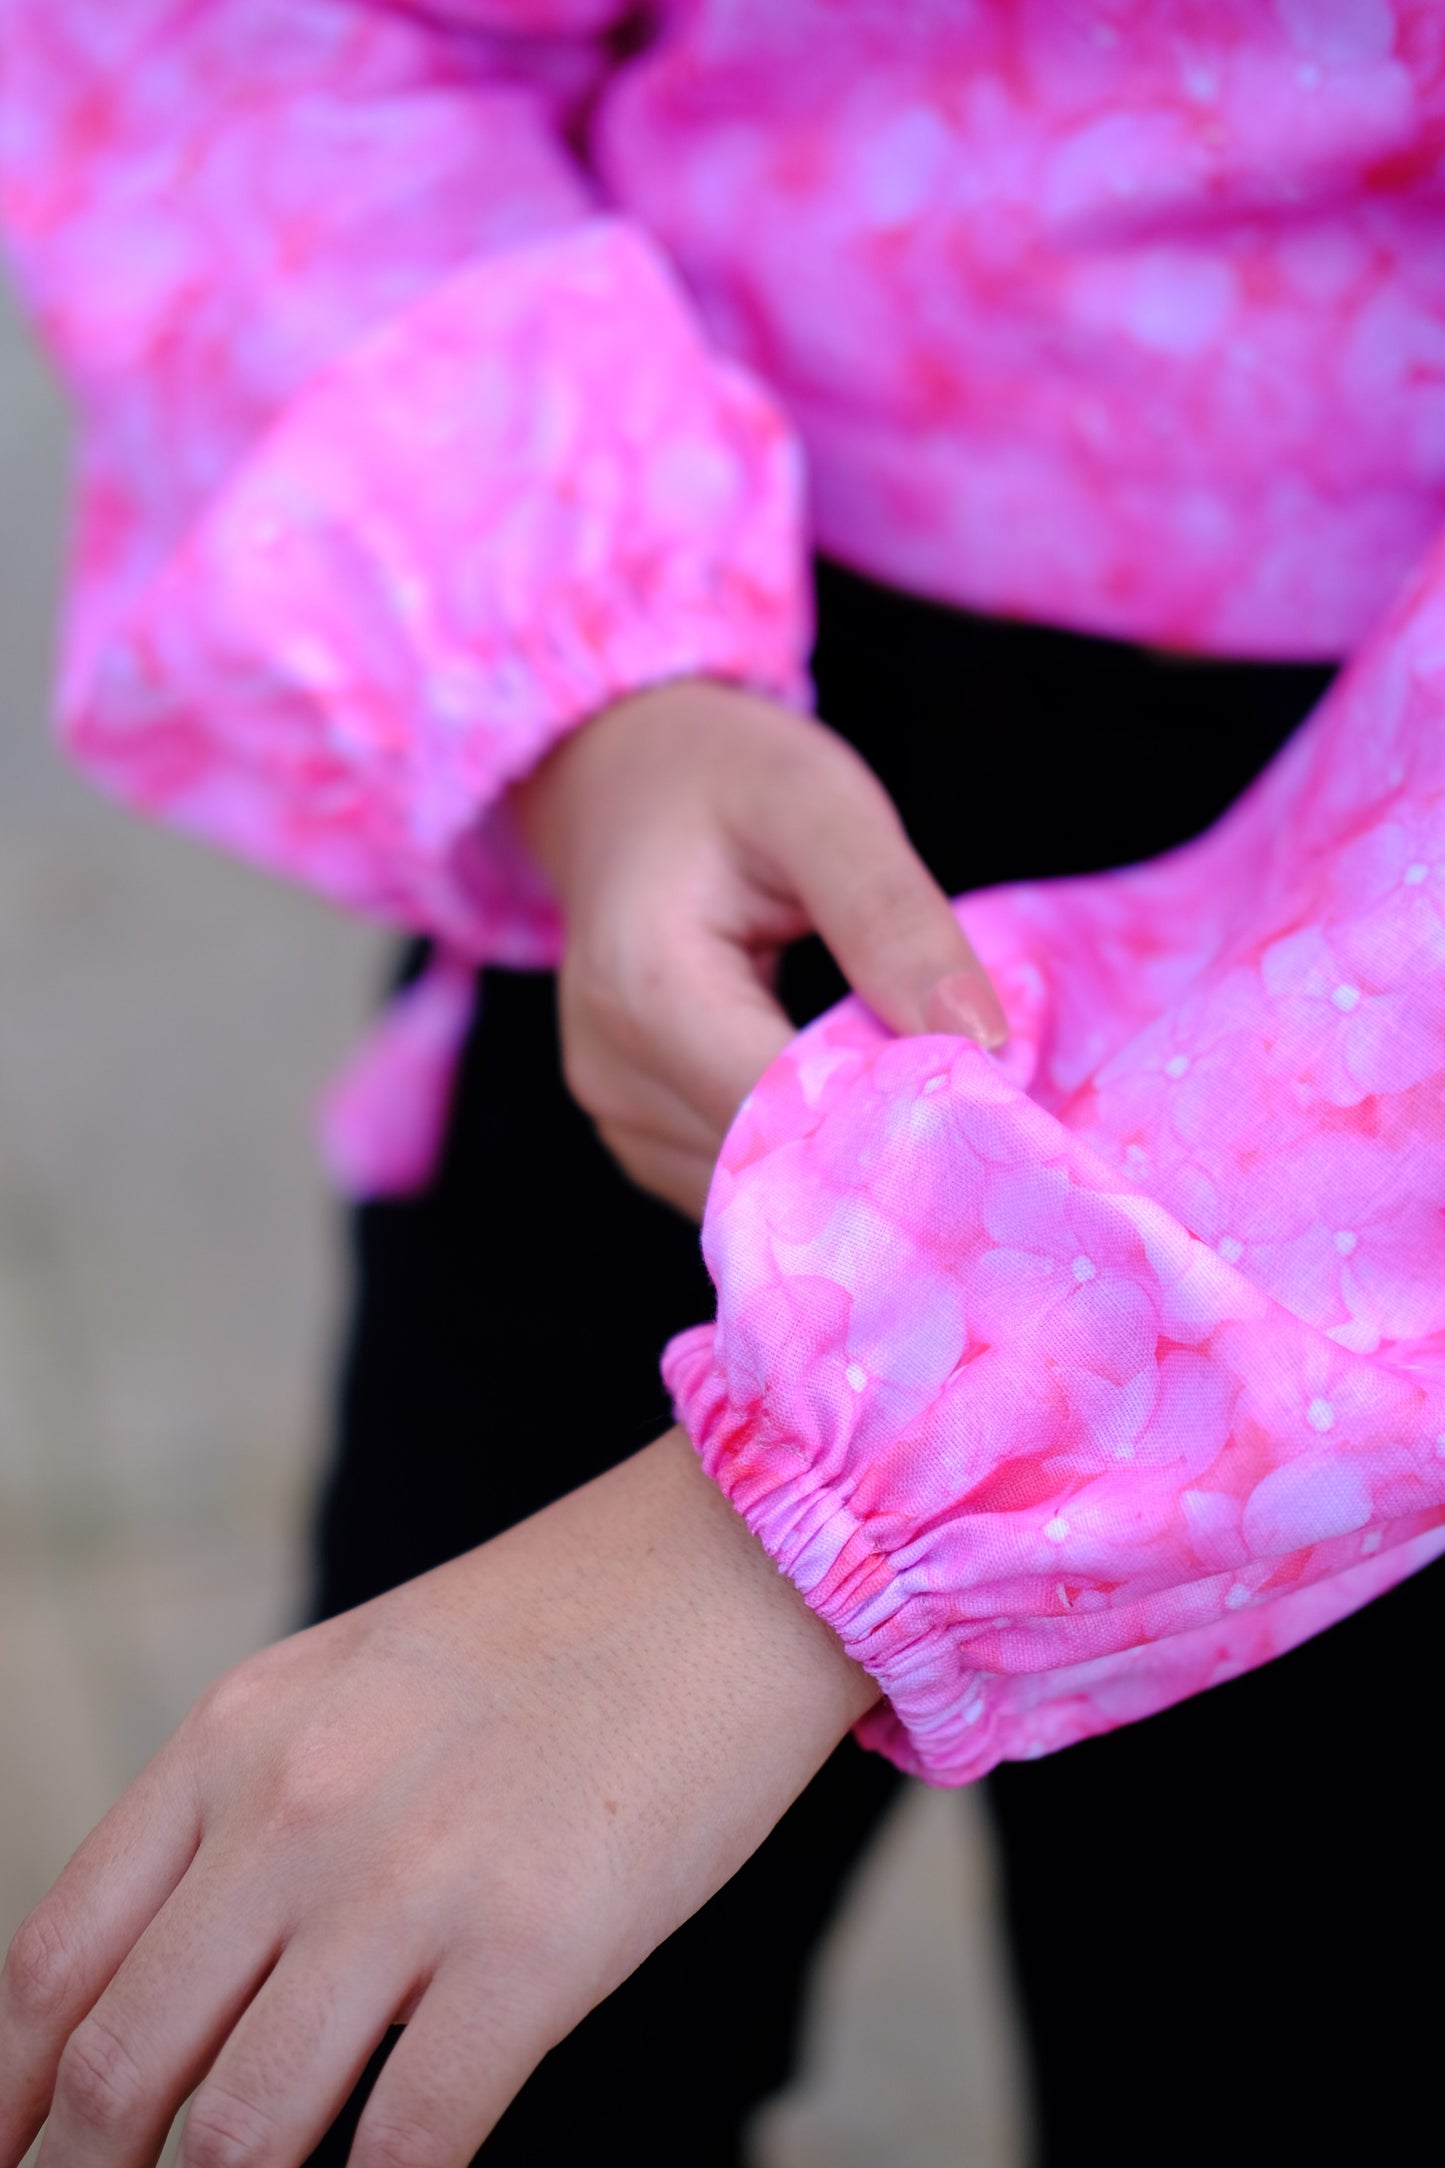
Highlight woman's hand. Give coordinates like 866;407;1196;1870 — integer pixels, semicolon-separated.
0;1431;875;2167
513;679;1007;1215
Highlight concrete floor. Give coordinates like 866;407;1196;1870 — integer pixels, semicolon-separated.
0;279;1027;2166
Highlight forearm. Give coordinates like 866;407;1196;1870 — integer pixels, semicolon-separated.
478;1427;880;1889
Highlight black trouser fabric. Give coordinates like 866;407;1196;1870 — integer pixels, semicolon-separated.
306;560;1436;2165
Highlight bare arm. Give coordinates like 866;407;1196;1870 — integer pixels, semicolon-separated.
0;1429;875;2164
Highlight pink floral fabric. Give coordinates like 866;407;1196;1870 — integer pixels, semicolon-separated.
6;1;1445;1768
666;542;1445;1784
0;1;810;981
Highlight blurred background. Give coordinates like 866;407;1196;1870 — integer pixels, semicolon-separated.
0;275;1026;2167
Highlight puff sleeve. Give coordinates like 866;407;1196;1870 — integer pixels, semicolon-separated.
0;0;810;968
666;535;1445;1784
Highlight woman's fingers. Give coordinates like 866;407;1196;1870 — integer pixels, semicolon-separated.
628;933;795;1140
34;1855;280;2168
566;921;793;1154
351;1959;554;2168
177;1929;424;2168
0;1752;202;2163
556;985;732;1158
528;681;1007;1218
750;734;1008;1048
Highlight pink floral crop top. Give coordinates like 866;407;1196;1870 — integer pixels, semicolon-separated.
5;0;1445;1778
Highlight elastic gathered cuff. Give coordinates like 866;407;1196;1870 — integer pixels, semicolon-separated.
664;1321;1000;1784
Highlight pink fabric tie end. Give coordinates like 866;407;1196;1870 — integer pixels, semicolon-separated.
318;952;478;1199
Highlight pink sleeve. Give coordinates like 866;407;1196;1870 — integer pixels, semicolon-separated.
665;537;1445;1786
0;0;810;963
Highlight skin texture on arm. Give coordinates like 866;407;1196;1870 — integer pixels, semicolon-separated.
0;1429;876;2167
514;677;1008;1215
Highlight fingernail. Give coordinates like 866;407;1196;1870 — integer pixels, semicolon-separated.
926;971;1009;1049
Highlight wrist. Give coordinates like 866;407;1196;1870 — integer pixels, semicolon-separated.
510;675;800;902
498;1428;880;1817
639;1425;881;1738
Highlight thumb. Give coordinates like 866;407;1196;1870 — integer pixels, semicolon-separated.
760;748;1008;1047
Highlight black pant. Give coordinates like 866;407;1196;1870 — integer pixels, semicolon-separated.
306;562;1439;2164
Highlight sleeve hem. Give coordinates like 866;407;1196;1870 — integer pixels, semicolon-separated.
663;1322;997;1786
